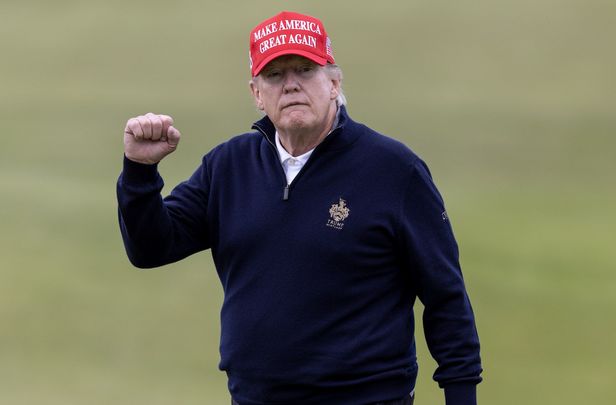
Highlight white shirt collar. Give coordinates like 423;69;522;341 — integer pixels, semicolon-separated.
275;133;314;165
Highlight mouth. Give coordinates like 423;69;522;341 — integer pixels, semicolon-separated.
282;102;307;110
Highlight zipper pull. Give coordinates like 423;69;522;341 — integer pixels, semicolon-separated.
283;184;289;201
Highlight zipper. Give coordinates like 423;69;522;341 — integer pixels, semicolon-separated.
254;125;291;200
254;122;343;201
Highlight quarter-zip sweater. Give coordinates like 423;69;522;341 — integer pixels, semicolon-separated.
117;106;482;405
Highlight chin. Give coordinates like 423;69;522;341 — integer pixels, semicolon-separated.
280;114;312;131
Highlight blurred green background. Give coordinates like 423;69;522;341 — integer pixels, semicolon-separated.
1;0;614;403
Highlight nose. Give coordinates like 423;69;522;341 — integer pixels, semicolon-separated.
282;71;301;94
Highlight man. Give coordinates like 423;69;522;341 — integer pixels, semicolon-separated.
117;11;482;405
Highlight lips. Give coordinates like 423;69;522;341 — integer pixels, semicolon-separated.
282;102;308;109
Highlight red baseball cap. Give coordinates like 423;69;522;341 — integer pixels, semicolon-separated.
249;11;335;77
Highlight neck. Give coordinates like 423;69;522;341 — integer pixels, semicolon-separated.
276;104;338;157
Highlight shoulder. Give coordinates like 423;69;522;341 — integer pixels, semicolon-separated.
347;118;422;173
203;131;263;164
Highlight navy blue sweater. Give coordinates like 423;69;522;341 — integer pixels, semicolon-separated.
117;107;482;404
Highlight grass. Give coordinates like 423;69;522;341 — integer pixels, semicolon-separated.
1;0;615;403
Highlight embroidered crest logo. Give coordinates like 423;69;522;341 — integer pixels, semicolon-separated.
327;198;350;230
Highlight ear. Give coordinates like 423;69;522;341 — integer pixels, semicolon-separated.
249;79;265;110
329;78;341;101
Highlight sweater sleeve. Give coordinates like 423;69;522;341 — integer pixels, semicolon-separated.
116;155;211;268
397;158;482;405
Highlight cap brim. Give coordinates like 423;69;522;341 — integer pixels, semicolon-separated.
253;49;327;77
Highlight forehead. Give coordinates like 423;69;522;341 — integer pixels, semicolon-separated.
261;55;319;71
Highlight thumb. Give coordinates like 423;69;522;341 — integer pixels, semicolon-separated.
166;126;181;147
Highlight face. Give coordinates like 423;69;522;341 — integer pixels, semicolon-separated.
250;55;341;135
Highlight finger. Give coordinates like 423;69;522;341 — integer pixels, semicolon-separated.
159;114;174;127
146;112;163;141
166;126;181;147
125;118;143;140
160;115;173;142
137;115;153;140
159;114;173;139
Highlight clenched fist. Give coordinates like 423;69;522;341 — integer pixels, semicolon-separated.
124;112;181;165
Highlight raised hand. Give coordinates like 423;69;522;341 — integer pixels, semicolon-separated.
124;112;181;164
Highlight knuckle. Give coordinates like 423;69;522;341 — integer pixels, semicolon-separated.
128;121;140;133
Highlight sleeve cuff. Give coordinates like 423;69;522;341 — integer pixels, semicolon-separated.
121;155;160;184
444;383;477;405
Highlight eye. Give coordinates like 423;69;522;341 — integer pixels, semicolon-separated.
264;69;281;79
298;64;315;74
